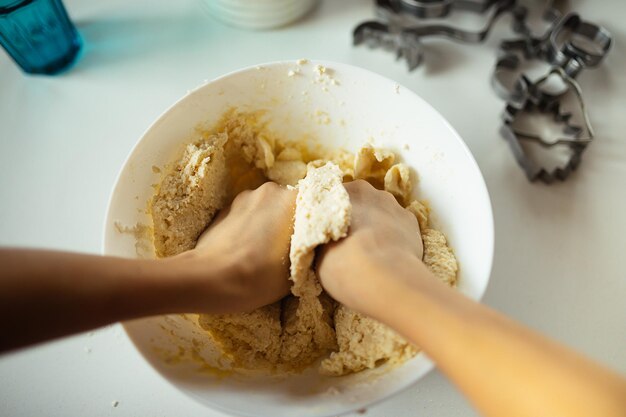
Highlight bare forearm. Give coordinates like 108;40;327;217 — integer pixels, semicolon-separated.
0;249;218;352
370;256;626;417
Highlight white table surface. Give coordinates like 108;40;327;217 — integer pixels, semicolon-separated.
1;0;625;416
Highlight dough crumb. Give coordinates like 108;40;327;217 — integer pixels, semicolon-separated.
314;64;327;75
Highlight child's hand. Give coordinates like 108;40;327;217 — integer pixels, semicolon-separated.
172;182;296;313
317;180;424;316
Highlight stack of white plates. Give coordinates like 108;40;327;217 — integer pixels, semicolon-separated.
201;0;319;30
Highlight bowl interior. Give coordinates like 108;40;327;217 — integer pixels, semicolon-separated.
103;60;493;417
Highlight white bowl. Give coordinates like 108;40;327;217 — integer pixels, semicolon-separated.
103;60;494;417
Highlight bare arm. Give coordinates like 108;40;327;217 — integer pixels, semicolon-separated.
318;180;626;417
0;183;295;353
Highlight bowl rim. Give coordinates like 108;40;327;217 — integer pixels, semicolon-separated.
102;59;495;417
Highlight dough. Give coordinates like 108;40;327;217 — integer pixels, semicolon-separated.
197;304;282;368
151;111;459;375
422;229;458;286
320;306;416;376
280;162;351;366
406;199;430;232
152;133;228;257
354;143;395;188
384;163;412;204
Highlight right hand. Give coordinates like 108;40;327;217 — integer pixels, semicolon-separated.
317;180;425;316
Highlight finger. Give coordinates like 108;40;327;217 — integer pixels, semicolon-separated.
228;189;253;213
344;180;376;228
343;179;375;201
244;182;295;211
260;183;297;220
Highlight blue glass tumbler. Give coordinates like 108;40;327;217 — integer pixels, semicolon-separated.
0;0;81;75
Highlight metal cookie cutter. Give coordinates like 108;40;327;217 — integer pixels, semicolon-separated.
491;1;564;105
501;67;595;183
353;20;425;70
493;12;612;182
546;12;613;78
376;0;505;23
354;0;519;70
388;0;498;19
512;0;564;38
493;11;613;105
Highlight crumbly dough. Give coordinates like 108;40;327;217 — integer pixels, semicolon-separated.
280;162;350;365
320;306;416;376
384;163;412;204
406;199;430;232
152;134;228;257
151;110;458;376
422;229;458;286
197;304;282;368
354;143;395;188
290;163;351;297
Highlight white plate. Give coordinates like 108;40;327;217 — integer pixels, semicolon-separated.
103;60;494;417
206;2;309;19
201;0;316;29
213;0;309;9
